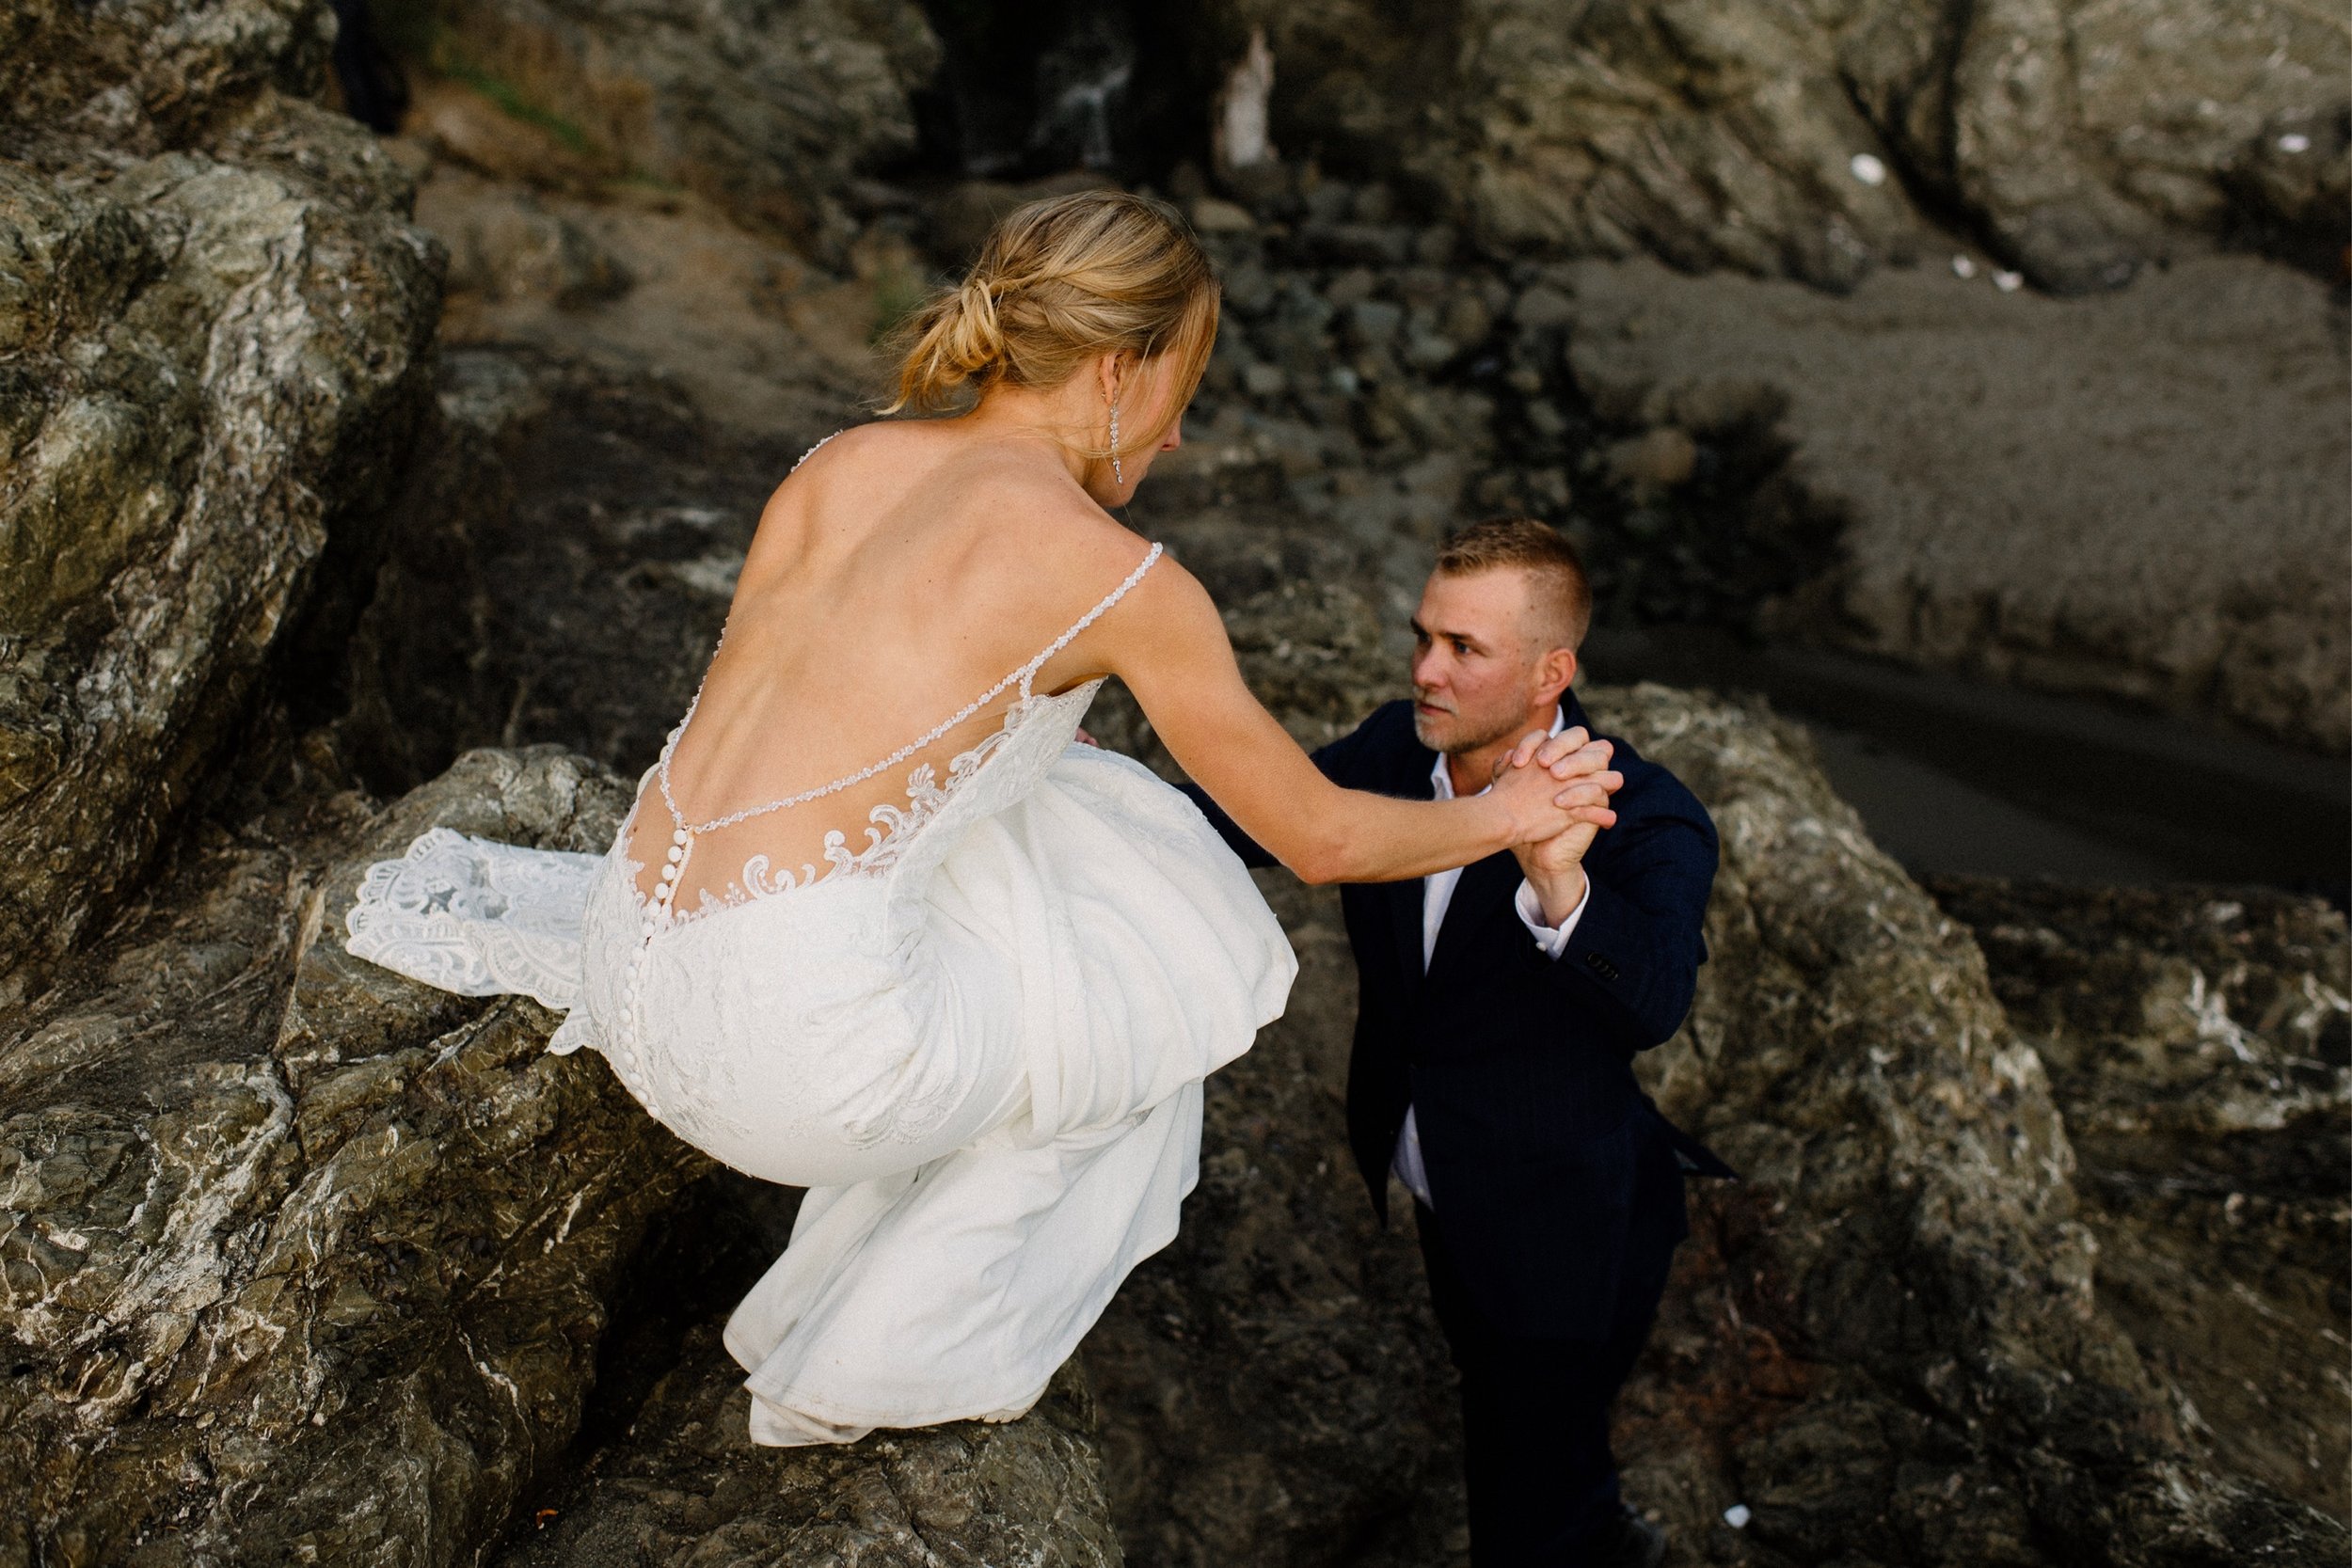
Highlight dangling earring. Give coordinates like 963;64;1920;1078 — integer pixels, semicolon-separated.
1108;403;1122;487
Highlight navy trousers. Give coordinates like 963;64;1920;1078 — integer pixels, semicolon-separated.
1413;1134;1685;1566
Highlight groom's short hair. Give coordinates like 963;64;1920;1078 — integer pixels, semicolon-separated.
1434;517;1593;653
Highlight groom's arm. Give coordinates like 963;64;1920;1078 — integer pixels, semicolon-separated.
1518;768;1718;1052
1176;705;1396;871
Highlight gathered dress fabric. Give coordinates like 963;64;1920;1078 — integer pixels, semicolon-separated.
342;545;1297;1445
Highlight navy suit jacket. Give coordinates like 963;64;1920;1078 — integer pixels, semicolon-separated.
1181;691;1732;1339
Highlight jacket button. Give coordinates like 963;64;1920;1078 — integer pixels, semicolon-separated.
1585;952;1620;981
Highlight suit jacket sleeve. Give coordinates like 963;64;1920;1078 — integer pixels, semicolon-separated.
1173;710;1391;871
1529;768;1719;1052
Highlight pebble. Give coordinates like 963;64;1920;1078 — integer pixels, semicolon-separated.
1850;152;1888;186
1724;1504;1753;1528
1994;270;2024;293
1951;255;1978;278
2278;132;2312;153
1189;197;1256;233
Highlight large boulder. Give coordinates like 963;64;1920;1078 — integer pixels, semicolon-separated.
0;747;706;1566
1200;0;2349;290
0;0;442;997
1559;253;2350;753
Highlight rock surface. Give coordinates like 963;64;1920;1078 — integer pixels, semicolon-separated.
1203;0;2350;290
1557;254;2351;752
0;0;442;994
0;746;705;1566
1924;877;2351;1523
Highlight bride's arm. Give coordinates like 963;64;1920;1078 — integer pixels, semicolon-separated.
1090;557;1609;884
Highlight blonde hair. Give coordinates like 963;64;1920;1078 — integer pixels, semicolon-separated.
884;190;1219;453
1436;517;1595;651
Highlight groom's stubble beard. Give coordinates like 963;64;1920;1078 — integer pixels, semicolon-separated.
1410;694;1527;758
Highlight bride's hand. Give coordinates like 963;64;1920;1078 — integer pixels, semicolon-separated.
1486;728;1622;845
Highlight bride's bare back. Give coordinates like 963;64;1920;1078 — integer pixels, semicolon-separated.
623;420;1155;920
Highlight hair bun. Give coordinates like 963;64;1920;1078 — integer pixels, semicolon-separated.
882;189;1217;428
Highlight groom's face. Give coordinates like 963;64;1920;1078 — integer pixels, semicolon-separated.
1408;567;1549;755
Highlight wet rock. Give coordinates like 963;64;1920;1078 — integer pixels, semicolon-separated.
1923;877;2351;1522
1562;253;2351;752
0;2;442;995
0;746;706;1566
387;0;941;257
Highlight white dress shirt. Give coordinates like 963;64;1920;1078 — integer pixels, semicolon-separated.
1394;703;1592;1211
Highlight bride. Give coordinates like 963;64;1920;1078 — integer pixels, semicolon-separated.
343;190;1615;1446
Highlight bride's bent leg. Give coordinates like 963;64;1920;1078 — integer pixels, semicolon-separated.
722;1081;1205;1445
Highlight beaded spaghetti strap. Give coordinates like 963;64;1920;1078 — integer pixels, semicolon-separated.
641;540;1164;919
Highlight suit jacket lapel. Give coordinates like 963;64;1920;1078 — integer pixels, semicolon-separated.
1427;849;1523;985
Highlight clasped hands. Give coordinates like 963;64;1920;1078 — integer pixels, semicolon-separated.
1486;725;1622;927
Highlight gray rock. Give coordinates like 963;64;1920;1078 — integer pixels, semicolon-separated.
0;746;706;1566
1343;298;1404;349
1241;362;1289;399
0;3;442;995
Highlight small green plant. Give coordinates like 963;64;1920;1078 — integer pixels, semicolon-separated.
438;55;596;154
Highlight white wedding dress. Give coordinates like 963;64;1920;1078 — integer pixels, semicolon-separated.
342;531;1296;1445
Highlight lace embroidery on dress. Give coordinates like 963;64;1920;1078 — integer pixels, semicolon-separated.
342;828;605;1008
724;710;1024;901
637;537;1163;937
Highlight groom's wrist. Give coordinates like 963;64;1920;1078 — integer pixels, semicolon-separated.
1527;863;1588;928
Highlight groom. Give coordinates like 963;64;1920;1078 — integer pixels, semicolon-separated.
1179;517;1731;1567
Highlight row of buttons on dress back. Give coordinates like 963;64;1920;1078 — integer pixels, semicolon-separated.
608;801;690;1124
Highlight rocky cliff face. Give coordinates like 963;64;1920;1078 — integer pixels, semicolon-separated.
0;0;442;997
1204;0;2349;292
